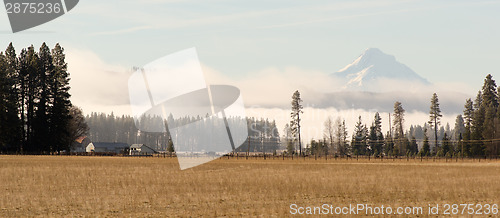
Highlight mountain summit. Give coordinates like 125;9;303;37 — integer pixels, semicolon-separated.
333;48;430;91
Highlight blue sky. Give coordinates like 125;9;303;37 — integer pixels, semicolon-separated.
1;0;499;84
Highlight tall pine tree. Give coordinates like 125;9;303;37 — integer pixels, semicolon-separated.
480;74;498;155
2;44;22;152
33;43;52;152
351;116;368;155
18;46;40;153
49;43;73;152
369;112;384;156
290;90;303;156
393;101;405;156
335;118;348;156
472;91;485;156
422;128;430;156
463;98;474;156
428;93;442;153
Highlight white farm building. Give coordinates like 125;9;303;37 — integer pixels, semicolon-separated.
129;144;156;155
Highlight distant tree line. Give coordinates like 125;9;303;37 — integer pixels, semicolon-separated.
236;117;280;153
86;112;280;152
0;43;87;154
299;74;500;158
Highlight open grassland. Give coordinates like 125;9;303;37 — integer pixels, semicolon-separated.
0;156;499;217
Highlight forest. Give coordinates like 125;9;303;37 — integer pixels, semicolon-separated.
0;43;87;154
302;74;500;158
85;113;281;153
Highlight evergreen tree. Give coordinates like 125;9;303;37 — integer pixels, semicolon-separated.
323;116;335;153
0;52;10;151
351;116;368;155
270;120;280;153
384;131;394;157
438;126;445;142
290;90;303;156
463;98;474;156
441;133;451;157
369;112;384;156
457;133;464;157
445;123;451;137
422;128;430;156
480;74;498;155
481;74;498;109
410;136;418;155
401;136;410;157
0;42;91;153
454;115;465;141
408;124;424;143
472;91;485;156
167;138;175;153
309;139;326;156
1;43;22;152
393;102;405;138
428;93;442;153
393;101;405;156
454;115;465;154
283;123;294;154
18;46;39;152
49;43;73;152
33;43;52;152
335;118;348;156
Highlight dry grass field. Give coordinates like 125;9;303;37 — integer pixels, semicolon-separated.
0;155;499;217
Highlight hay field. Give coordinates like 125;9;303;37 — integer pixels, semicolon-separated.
0;156;499;217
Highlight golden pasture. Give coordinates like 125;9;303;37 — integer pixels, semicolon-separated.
0;156;499;217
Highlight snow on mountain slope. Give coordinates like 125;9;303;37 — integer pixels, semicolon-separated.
333;48;430;91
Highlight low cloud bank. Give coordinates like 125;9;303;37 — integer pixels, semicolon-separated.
205;66;473;114
67;49;470;142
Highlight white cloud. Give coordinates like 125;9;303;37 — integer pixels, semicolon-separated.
66;47;132;115
203;65;344;108
204;66;473;114
65;49;470;143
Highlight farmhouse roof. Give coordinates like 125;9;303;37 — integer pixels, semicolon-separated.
130;144;156;152
92;142;129;149
130;144;144;149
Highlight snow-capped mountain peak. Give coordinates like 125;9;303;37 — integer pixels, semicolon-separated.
333;48;430;91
